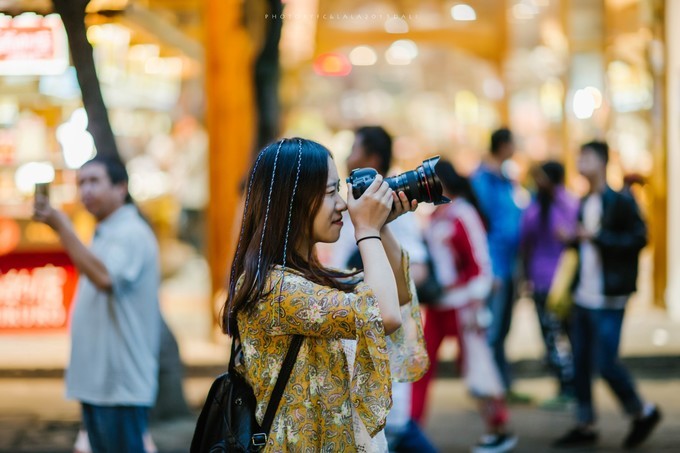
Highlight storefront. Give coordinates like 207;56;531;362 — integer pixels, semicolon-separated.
0;12;82;333
0;6;211;345
1;0;676;349
278;1;508;177
277;0;671;309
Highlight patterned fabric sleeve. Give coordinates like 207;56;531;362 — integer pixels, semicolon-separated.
264;269;393;438
263;270;360;339
386;250;430;382
349;281;393;437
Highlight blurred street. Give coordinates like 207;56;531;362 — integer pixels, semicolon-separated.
2;296;680;452
3;289;680;452
1;373;680;453
1;1;680;452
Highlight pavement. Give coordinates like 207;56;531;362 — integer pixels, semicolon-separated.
1;375;679;452
3;293;679;374
2;274;680;452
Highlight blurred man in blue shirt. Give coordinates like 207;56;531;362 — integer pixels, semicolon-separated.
471;128;524;398
34;157;161;453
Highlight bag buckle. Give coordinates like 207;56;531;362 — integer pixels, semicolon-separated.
251;433;267;447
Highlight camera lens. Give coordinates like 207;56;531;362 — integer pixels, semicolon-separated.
347;156;450;205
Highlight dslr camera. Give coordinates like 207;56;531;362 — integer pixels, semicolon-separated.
347;156;450;205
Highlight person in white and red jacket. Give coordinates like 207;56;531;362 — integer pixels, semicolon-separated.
412;159;517;453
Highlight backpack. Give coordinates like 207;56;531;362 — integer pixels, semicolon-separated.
190;335;303;452
414;247;443;305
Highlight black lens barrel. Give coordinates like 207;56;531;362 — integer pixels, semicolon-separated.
347;156;450;205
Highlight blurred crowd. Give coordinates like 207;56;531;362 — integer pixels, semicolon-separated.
34;125;661;453
322;126;660;452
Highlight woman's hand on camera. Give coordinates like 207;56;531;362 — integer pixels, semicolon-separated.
384;190;418;225
347;175;393;239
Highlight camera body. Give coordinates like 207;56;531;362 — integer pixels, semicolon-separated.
346;156;450;205
346;167;381;198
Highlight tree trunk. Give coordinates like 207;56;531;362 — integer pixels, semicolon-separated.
52;0;190;420
51;0;119;160
254;0;283;149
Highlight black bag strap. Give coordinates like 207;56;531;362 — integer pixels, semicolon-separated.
259;335;303;435
230;333;302;449
228;336;239;372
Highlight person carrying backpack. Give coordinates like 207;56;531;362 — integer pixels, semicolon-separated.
220;138;419;451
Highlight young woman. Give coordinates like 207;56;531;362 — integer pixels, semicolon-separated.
411;159;517;453
225;138;418;451
520;161;579;408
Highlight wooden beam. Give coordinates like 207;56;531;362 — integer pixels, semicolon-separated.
316;26;504;62
146;0;200;10
496;0;509;125
651;0;667;308
561;0;576;186
205;0;256;333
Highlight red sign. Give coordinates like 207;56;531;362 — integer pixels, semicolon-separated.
0;13;69;75
0;26;54;60
0;251;78;332
0;218;20;255
313;53;352;77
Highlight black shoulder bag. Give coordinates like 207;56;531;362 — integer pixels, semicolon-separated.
190;335;304;452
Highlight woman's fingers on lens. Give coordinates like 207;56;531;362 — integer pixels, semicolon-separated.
390;191;406;213
390;192;403;212
398;191;410;210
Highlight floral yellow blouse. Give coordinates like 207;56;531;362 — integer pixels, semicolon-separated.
236;252;428;452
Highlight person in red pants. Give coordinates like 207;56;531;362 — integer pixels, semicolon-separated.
412;159;517;453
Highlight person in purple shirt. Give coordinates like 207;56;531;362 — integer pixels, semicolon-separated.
520;161;579;408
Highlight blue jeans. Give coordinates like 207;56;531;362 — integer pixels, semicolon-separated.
82;404;149;453
571;305;643;425
386;419;439;453
487;277;515;391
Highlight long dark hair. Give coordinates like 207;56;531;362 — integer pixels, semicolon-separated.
224;138;356;335
536;161;565;224
436;159;487;227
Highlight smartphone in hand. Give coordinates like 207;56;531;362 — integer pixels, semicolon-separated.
34;182;50;209
35;182;50;198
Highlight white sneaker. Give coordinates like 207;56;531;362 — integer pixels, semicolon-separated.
471;433;518;453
